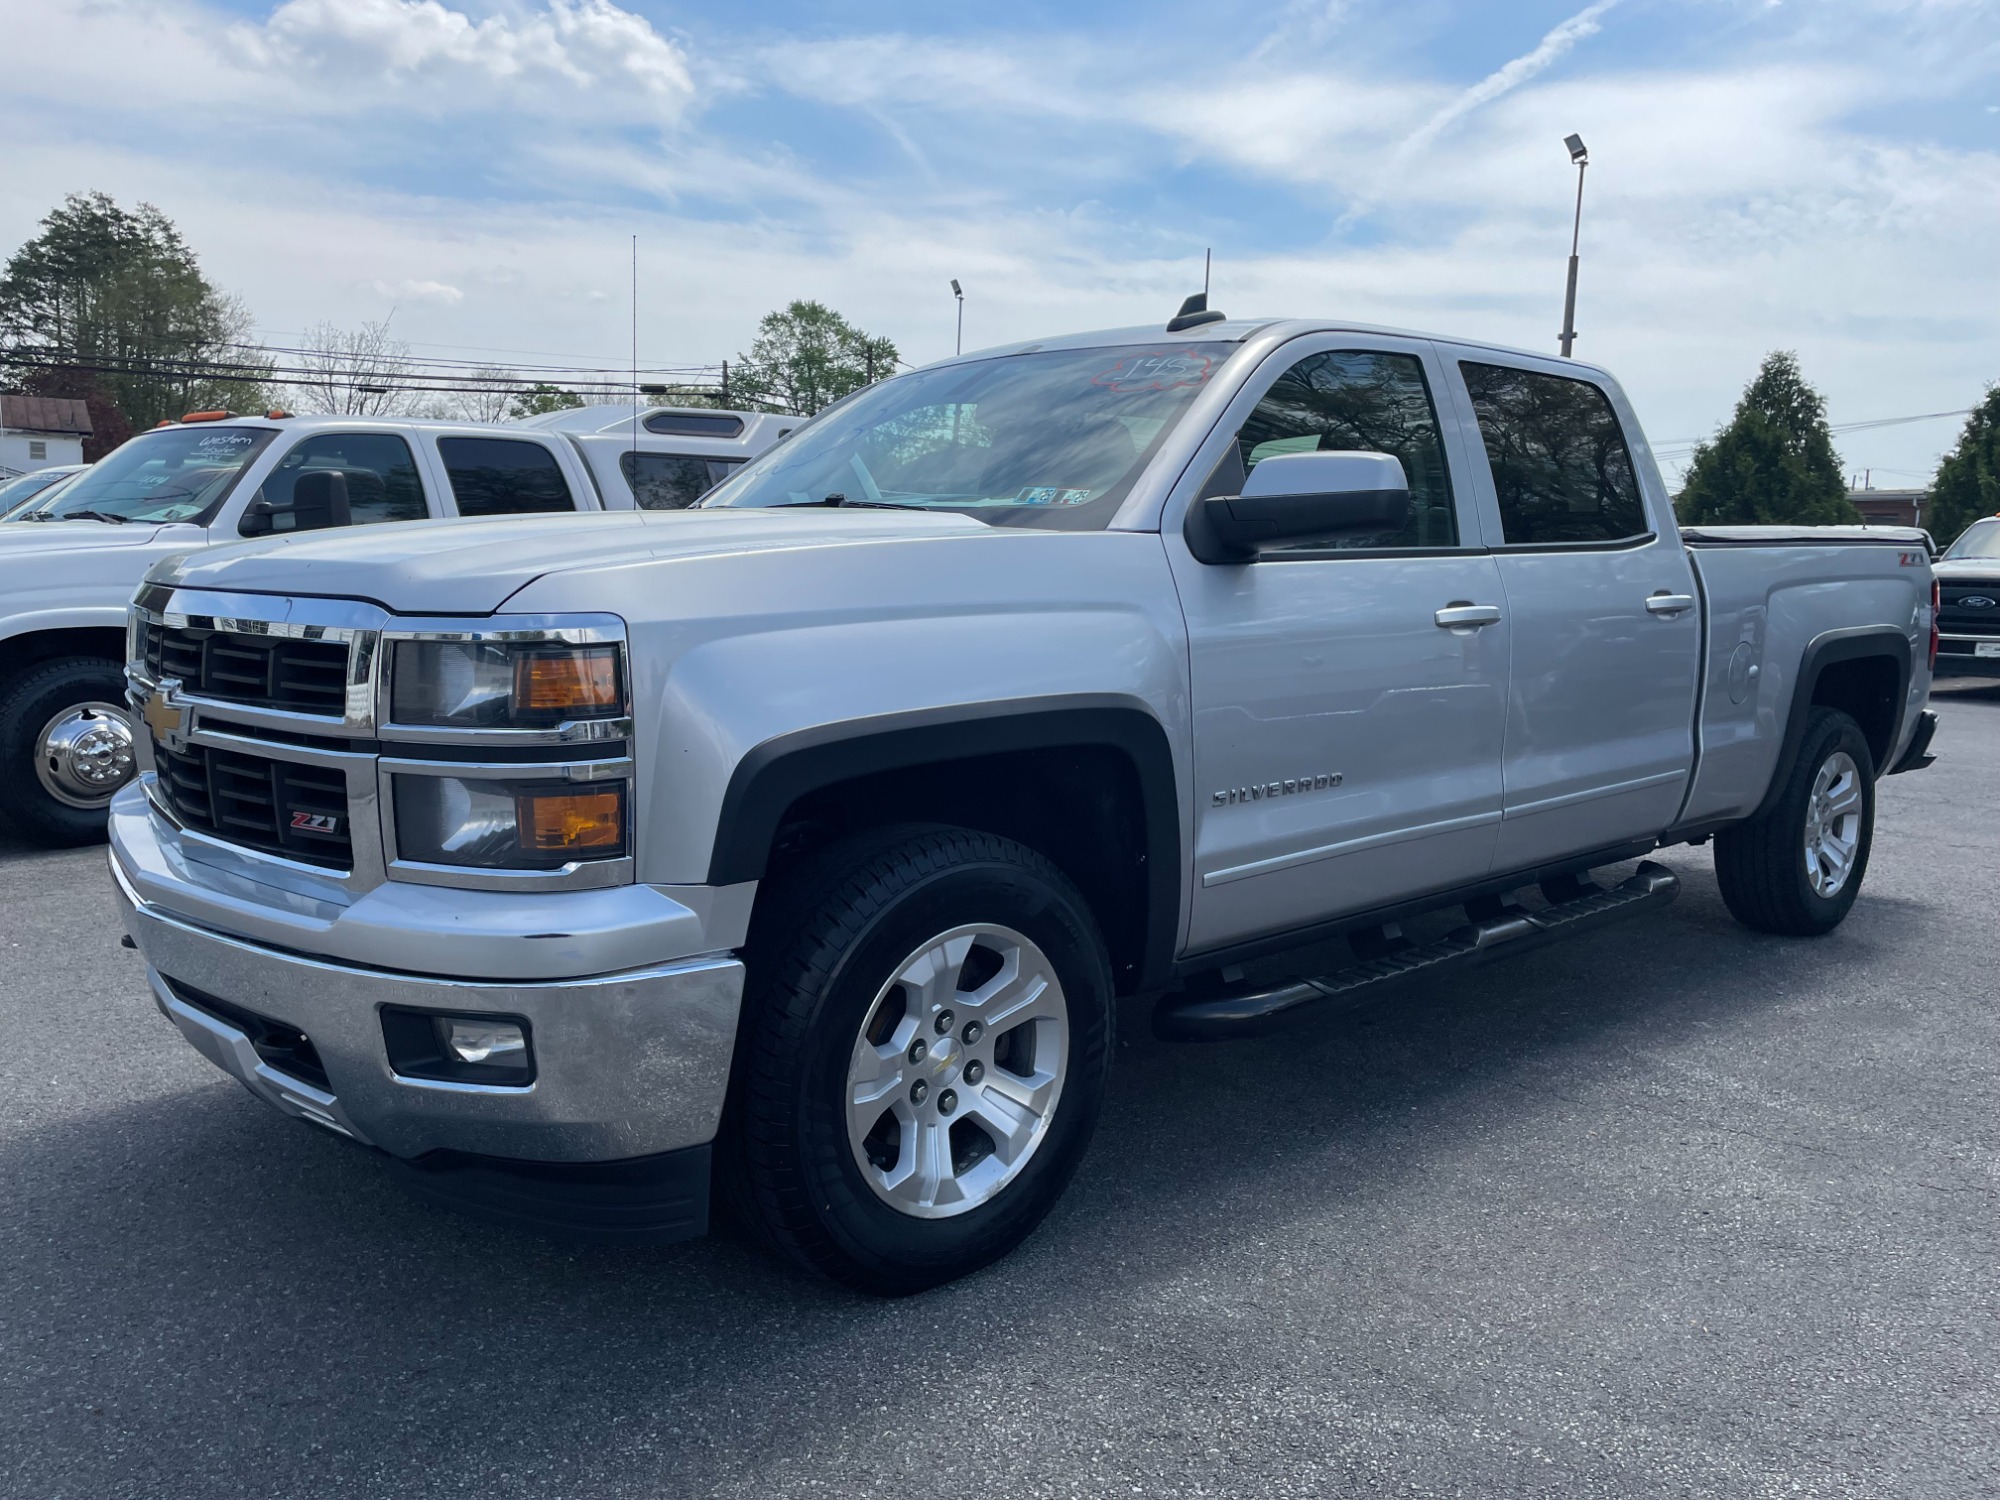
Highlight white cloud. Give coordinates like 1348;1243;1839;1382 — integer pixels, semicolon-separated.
243;0;694;111
368;278;464;305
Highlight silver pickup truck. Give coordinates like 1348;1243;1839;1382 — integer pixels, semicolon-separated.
108;314;1939;1293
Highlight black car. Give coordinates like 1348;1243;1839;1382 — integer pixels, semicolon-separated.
1936;517;2000;679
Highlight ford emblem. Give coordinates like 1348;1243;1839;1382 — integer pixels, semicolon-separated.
1959;594;1997;609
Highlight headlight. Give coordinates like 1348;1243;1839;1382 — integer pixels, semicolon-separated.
391;641;624;729
392;774;628;868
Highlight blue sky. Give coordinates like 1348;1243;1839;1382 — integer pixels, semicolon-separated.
5;0;1998;483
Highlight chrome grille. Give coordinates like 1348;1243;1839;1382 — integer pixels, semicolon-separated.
142;622;350;715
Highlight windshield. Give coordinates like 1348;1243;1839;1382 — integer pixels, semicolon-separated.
1943;518;2000;561
0;468;74;517
698;343;1237;529
37;425;275;524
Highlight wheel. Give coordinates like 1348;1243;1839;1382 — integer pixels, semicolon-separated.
0;658;137;847
725;825;1114;1295
1714;706;1876;936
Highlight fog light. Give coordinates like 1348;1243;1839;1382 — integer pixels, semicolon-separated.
444;1019;526;1066
381;1006;534;1086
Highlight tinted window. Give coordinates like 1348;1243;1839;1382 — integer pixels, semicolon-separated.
1224;350;1457;549
621;452;743;510
437;437;574;517
643;412;745;439
1460;363;1649;545
250;433;426;533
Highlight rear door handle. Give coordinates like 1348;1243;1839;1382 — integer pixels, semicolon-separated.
1645;593;1696;615
1435;604;1503;630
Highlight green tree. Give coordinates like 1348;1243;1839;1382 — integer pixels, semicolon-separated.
508;381;586;419
1675;351;1859;527
731;300;897;416
1927;386;2000;546
0;192;271;435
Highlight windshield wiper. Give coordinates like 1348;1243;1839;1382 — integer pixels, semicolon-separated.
771;492;930;512
50;509;132;525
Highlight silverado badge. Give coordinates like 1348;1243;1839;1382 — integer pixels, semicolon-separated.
141;680;192;754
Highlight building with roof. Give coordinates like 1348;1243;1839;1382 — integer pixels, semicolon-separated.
0;396;93;477
1847;486;1927;529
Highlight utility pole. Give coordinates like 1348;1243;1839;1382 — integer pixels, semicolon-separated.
1559;134;1588;358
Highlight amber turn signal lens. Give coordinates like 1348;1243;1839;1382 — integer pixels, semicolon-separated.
516;788;624;853
513;648;620;715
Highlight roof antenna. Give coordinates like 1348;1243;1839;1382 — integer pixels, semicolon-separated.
1166;290;1225;333
630;235;638;480
1204;247;1211;297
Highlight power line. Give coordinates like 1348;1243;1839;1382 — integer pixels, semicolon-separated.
1652;406;1972;456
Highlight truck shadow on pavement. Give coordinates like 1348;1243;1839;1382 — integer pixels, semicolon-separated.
0;850;1973;1498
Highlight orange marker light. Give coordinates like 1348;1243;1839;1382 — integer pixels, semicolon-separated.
180;410;235;423
517;788;624;853
513;648;620;715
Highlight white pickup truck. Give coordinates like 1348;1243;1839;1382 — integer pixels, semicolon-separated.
108;313;1939;1293
0;405;792;845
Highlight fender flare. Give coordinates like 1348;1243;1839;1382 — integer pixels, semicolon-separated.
707;694;1182;989
1753;625;1911;820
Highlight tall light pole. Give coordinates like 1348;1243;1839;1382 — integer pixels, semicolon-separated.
950;279;964;356
1558;134;1588;358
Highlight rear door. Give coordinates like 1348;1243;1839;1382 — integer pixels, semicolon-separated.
1442;355;1700;869
1167;335;1510;953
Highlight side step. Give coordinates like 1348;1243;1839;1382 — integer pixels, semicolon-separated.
1153;860;1679;1043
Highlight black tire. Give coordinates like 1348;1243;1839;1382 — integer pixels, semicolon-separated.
1714;706;1876;936
723;824;1114;1296
0;657;134;847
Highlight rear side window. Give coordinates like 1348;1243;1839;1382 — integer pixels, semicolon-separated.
251;433;426;533
621;452;744;510
1231;350;1458;549
437;437;575;517
1459;362;1648;545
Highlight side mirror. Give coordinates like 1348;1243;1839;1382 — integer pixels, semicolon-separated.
241;470;352;536
1185;450;1410;564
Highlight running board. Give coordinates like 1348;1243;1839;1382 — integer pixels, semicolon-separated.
1153;861;1680;1043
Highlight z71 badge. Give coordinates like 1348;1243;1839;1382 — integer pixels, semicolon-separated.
1212;772;1342;807
289;812;341;834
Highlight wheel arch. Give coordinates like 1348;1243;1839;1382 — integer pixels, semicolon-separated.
709;697;1181;994
1754;626;1909;820
0;622;128;689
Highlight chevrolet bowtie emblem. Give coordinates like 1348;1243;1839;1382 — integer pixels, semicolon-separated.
141;680;191;753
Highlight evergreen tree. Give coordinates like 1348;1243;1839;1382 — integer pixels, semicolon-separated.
508;382;586;419
1927;386;2000;547
731;300;897;416
0;192;269;438
1675;351;1858;526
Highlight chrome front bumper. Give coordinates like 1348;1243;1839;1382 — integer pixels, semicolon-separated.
112;837;745;1165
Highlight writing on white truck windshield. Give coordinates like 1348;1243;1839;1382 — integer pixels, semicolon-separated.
699;343;1235;530
30;426;276;525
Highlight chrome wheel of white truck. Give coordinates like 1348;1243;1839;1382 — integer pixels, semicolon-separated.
0;658;133;847
1716;707;1877;936
729;826;1112;1296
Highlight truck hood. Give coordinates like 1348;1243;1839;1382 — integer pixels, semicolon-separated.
1935;557;2000;581
152;509;994;615
0;520;181;554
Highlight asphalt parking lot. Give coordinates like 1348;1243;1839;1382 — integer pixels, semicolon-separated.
2;687;1995;1500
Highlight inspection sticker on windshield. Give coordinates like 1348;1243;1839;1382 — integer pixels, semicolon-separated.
1015;487;1095;506
1091;350;1217;393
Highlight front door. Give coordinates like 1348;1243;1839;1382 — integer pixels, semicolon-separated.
1446;356;1701;869
1166;338;1510;955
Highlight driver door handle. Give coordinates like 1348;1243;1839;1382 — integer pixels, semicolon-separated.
1645;593;1696;615
1435;604;1503;630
